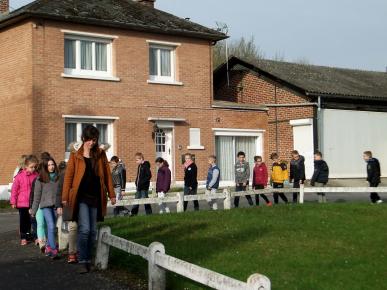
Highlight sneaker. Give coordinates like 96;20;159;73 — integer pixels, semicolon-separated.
77;263;90;274
50;249;59;260
266;202;273;207
377;200;383;204
20;239;28;246
68;253;78;264
34;239;39;246
45;246;52;257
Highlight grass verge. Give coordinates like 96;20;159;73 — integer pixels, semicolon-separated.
102;203;387;290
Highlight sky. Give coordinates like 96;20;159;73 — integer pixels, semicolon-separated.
10;0;387;71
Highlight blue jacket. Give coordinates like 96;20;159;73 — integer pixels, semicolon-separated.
206;165;220;189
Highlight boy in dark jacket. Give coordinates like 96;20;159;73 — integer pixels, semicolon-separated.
363;151;383;204
131;152;152;216
183;153;199;211
155;157;171;214
311;151;329;203
290;150;305;203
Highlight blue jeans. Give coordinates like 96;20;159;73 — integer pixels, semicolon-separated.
42;207;57;250
131;190;152;215
77;202;97;263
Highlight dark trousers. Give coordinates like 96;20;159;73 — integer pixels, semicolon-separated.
131;190;152;215
273;183;288;204
369;182;381;203
30;216;37;241
234;184;253;208
18;208;31;240
253;185;270;205
293;180;301;203
184;187;199;211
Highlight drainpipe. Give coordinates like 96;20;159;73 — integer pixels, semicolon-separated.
274;85;279;154
317;96;322;151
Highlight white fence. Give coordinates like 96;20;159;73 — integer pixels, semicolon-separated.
95;226;271;290
109;186;387;211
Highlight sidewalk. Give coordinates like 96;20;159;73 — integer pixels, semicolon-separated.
0;213;131;290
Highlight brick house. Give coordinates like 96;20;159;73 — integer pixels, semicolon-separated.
0;0;268;191
214;56;387;178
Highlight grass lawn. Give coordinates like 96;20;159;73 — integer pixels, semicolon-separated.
0;200;11;209
102;203;387;290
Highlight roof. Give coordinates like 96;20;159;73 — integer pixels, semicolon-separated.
0;0;227;41
214;56;387;101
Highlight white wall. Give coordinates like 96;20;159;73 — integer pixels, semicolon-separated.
291;119;314;179
321;109;387;178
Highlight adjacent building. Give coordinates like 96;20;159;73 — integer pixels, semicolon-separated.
214;56;387;178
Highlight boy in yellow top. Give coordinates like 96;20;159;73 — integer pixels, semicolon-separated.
270;153;289;204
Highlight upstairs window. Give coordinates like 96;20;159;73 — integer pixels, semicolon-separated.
64;35;112;78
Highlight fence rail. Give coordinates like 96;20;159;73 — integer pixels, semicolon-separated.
108;186;387;211
95;226;271;290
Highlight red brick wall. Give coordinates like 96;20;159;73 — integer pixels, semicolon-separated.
0;19;268;184
215;70;314;162
0;21;34;184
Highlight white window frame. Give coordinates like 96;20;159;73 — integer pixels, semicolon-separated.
63;116;117;160
147;40;182;85
62;32;119;81
187;128;204;150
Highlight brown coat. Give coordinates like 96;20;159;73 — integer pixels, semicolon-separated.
62;144;115;221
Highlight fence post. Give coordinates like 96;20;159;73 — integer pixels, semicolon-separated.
247;273;271;290
148;242;166;290
176;192;184;213
95;226;111;270
223;188;231;210
299;184;304;204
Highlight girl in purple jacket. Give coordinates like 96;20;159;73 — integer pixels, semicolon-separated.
11;155;39;245
155;157;171;214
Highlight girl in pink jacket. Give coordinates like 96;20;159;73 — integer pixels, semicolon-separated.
11;155;39;245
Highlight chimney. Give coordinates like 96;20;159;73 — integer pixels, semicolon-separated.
0;0;9;14
135;0;155;8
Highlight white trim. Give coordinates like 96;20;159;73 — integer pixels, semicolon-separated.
148;117;186;122
147;80;183;86
61;73;120;82
212;128;265;137
146;39;181;47
61;29;118;39
187;145;205;150
290;118;313;126
63;115;120;120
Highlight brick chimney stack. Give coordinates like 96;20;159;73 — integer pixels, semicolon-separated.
135;0;155;8
0;0;9;14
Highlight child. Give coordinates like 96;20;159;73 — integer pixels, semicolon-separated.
183;153;199;211
31;157;61;259
206;155;220;211
310;151;329;203
11;155;39;245
131;152;153;216
234;151;253;208
363;151;383;204
13;155;27;180
110;156;128;216
290;150;305;203
252;156;272;206
270;153;289;204
155;157;171;214
57;161;78;263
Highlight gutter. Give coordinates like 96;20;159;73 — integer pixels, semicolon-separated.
265;102;318;107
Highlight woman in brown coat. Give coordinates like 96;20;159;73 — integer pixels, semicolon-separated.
62;125;116;273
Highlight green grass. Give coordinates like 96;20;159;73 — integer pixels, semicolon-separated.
0;200;11;209
102;203;387;290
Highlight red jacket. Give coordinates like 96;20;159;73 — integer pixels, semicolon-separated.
252;163;268;187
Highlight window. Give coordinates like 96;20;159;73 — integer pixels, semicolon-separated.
64;35;113;79
64;119;114;159
148;44;177;83
187;128;204;150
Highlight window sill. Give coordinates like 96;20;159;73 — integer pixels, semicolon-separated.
61;73;120;82
147;80;183;86
187;145;205;150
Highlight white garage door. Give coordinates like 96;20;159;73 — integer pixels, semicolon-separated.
321;109;387;178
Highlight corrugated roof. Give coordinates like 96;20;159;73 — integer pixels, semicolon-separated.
0;0;227;41
216;56;387;101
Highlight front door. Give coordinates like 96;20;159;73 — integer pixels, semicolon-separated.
155;128;173;178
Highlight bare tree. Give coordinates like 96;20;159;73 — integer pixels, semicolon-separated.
213;36;265;69
294;56;312;65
